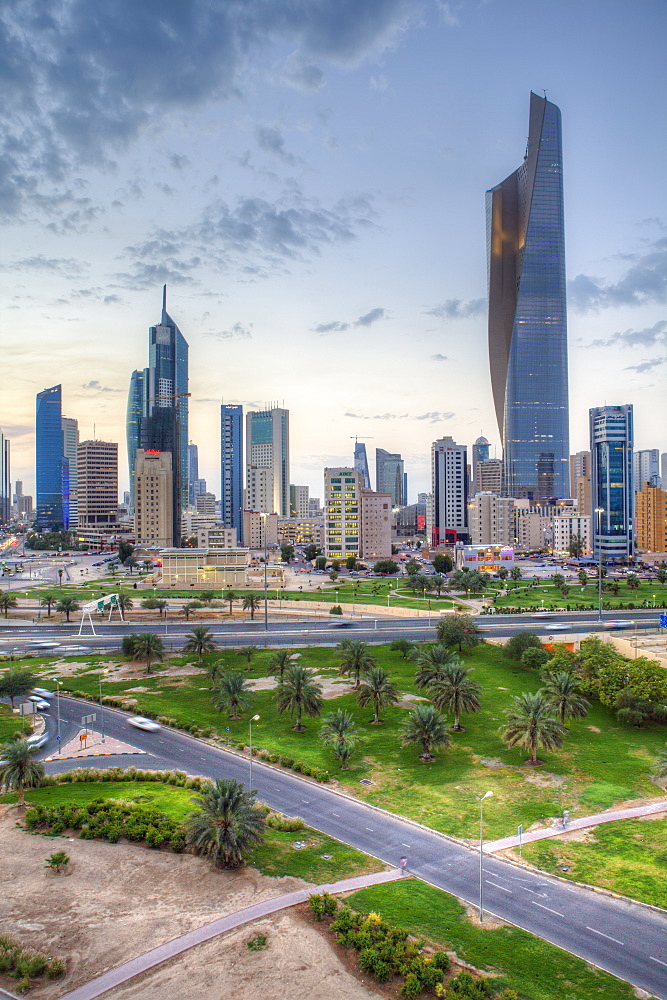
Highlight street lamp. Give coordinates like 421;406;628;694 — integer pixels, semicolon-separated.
55;678;62;755
479;790;493;922
249;714;260;793
595;507;605;622
98;670;108;743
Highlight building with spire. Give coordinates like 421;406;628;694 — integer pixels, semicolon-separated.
353;440;372;489
487;93;569;502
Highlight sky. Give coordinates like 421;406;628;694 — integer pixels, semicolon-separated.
2;0;666;502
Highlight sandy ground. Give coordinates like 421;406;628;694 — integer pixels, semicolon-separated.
0;806;380;1000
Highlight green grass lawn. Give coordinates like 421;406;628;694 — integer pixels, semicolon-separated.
492;580;666;610
347;881;638;1000
0;704;26;742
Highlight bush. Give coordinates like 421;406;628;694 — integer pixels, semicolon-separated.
266;812;305;832
46;958;67;980
309;894;325;921
400;972;422;999
432;951;451;972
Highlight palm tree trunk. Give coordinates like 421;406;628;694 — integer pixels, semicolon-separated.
373;700;380;724
17;785;25;807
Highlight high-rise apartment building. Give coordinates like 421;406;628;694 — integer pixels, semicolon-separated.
195;492;216;518
76;441;118;527
36;385;65;531
430;437;468;546
134;449;174;548
0;431;9;525
187;442;199;505
61;416;79;528
471;436;490;496
353;441;372;489
590;405;634;563
221;404;243;542
477;459;503;494
635;486;667;553
375;448;404;507
324;468;362;560
360;490;392;559
634;449;661;490
487;93;569;502
569;451;591;498
469;492;514;547
290;485;309;518
245;407;289;515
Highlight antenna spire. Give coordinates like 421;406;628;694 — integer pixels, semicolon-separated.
162;284;167;312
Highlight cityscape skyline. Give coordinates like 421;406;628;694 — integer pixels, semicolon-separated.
1;2;666;498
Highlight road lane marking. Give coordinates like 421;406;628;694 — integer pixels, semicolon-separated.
522;886;545;896
366;827;374;832
586;927;624;946
650;956;667;968
486;880;512;893
532;902;564;917
401;843;411;848
331;812;340;817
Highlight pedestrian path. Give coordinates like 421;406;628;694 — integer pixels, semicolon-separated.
44;731;145;761
484;798;667;853
57;868;403;1000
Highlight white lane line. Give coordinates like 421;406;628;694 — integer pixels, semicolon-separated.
649;956;667;968
401;843;411;848
586;927;624;946
486;880;512;893
331;812;340;818
522;886;544;895
532;902;564;917
366;827;374;832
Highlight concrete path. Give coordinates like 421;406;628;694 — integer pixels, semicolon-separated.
44;731;146;761
56;868;403;1000
484;798;667;853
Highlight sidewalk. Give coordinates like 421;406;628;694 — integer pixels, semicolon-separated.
44;731;146;762
56;868;403;1000
484;798;667;853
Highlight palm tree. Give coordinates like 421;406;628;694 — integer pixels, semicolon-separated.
338;640;376;689
223;590;237;615
500;692;566;765
121;633;141;660
401;704;451;763
184;778;265;868
0;593;17;617
135;632;165;675
541;671;589;726
154;599;168;618
357;666;400;724
266;649;294;682
237;646;258;669
0;738;45;807
182;601;198;621
275;664;323;731
125;556;139;575
183;625;217;663
428;663;482;731
117;594;133;614
431;575;448;597
213;671;254;719
653;745;667;778
319;709;362;768
56;598;80;623
39;592;58;617
410;644;461;689
242;594;261;620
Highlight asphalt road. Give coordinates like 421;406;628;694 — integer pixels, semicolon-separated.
38;695;667;999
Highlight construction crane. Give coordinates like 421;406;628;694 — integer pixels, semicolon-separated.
350;435;374;442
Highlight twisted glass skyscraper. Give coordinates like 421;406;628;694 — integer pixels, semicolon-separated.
487;93;569;502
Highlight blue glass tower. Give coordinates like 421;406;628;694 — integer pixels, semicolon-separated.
126;368;146;511
487;93;569;502
353;440;371;489
590;405;634;563
221;404;243;541
36;384;65;530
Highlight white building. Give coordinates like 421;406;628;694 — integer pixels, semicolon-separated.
290;484;309;517
469;492;515;546
245;407;290;515
552;514;591;555
197;526;238;549
431;437;468;546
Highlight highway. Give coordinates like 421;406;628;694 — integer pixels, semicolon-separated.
36;694;667;999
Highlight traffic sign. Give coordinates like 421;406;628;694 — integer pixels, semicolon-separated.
660;614;667;629
81;714;96;726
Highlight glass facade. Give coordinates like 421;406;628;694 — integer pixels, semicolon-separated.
353;441;371;489
36;384;65;530
126;368;146;511
0;431;9;525
221;404;243;540
487;93;569;502
590;405;634;562
375;448;405;506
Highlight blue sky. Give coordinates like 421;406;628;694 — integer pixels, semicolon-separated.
1;0;665;500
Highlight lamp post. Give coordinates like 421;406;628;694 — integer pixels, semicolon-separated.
595;507;605;622
479;790;493;922
55;678;62;755
98;670;108;743
248;714;260;793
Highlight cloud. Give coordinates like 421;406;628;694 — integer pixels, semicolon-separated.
313;320;350;334
313;305;385;334
624;357;667;374
169;152;190;171
415;411;455;422
355;307;386;326
587;320;667;350
256;125;297;165
569;238;667;312
344;410;454;423
431;353;448;361
3;255;85;277
80;381;120;393
206;322;253;340
282;57;325;91
426;298;485;320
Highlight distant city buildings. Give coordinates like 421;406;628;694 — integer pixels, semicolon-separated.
245;406;290;516
134;448;174;548
61;416;79;528
359;489;392;560
0;431;9;525
635;485;667;553
375;448;404;506
633;449;661;489
187;442;199;505
289;484;309;518
469;492;514;547
353;440;372;489
590;404;634;563
76;440;118;528
471;436;490;497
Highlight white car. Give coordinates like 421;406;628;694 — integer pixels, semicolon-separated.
548;623;569;631
28;697;50;711
31;687;54;699
605;620;633;629
128;716;161;732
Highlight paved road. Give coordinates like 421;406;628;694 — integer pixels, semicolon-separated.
38;696;667;999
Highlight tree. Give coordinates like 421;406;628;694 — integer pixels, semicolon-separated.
0;738;45;807
510;567;522;584
331;560;341;572
184;778;265;869
242;594;261;620
435;614;481;653
304;544;320;562
237;646;258;669
626;573;640;590
346;555;358;571
451;569;486;595
568;534;584;558
266;649;294;682
280;544;294;564
213;671;253;719
121;633;141;660
134;633;165;674
56;598;80;623
542;644;580;678
405;559;421;576
184;625;217;663
45;850;70;874
338;640;376;689
504;632;542;661
117;594;133;614
428;663;482;731
222;590;237;615
552;573;566;590
373;559;399;575
578;570;588;587
125;556;138;575
319;709;362;768
431;575;448;597
275;664;323;731
433;553;453;574
520;648;550;671
401;704;451;763
39;592;58;617
357;666;400;724
500;692;566;765
0;668;37;708
390;638;413;659
497;566;509;582
411;644;461;689
407;573;432;595
200;590;215;603
182;601;199;621
656;569;667;587
118;540;134;564
329;570;339;582
0;593;17;617
315;556;327;570
541;672;589;726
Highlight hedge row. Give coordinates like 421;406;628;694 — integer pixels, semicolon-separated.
25;798;187;852
41;766;208;790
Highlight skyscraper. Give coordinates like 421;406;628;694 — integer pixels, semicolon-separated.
245;407;289;515
36;385;65;531
126;368;146;511
430;436;468;546
187;442;199;505
0;431;10;525
61;416;79;528
633;449;660;490
487;93;569;502
221;404;243;541
353;440;371;489
471;435;490;496
590;405;634;563
375;448;404;506
77;440;118;527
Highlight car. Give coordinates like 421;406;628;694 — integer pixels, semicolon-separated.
547;623;569;631
532;612;556;619
31;687;54;698
128;716;161;732
329;620;357;628
26;641;60;650
28;697;50;711
605;620;634;629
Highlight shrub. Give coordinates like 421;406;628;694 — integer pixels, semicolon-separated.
432;951;451;972
170;831;186;853
266;812;305;832
46;958;67;980
322;892;338;917
309;894;325;921
400;972;422;999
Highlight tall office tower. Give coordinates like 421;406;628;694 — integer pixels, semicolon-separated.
360;490;392;559
469;493;514;546
221;404;243;542
471;436;490;496
192;478;207;499
290;484;309;518
635;485;667;552
487;93;569;502
569;451;591;498
14;480;23;503
126;368;146;511
134;449;174;548
634;449;661;489
430;437;468;546
36;385;66;531
662;453;667;489
590;405;634;563
61;417;79;528
375;448;404;506
76;441;118;528
324;468;362;560
245;407;289;515
353;440;372;489
477;458;503;494
187;442;199;505
0;431;9;525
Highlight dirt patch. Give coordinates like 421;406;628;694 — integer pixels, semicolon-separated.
523;772;567;788
398;693;428;708
586;725;601;733
249;675;356;700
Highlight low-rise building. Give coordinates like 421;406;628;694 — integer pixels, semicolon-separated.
197;526;238;549
552;514;591;555
242;510;279;550
277;516;324;547
455;544;514;573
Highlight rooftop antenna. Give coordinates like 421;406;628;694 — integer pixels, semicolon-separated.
162;284;167;312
